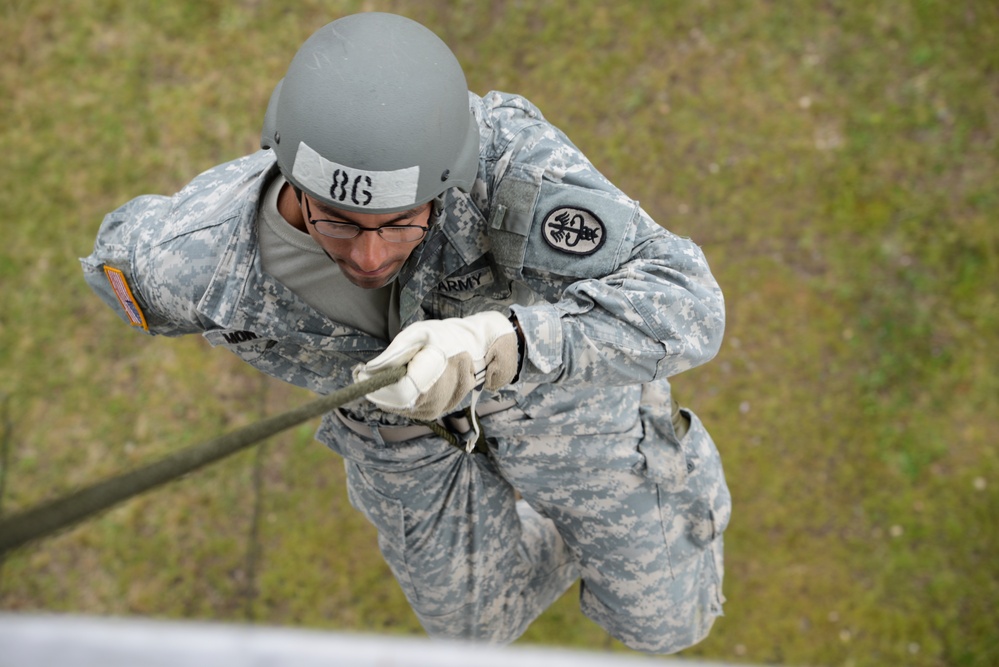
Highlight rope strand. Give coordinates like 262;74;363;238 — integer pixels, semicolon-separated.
0;367;405;558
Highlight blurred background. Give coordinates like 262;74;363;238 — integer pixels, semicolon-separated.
1;1;996;665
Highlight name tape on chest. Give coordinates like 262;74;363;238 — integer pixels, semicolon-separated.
292;141;419;210
541;206;606;256
438;267;495;294
104;266;148;331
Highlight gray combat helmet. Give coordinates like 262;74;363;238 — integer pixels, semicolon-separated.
261;12;480;214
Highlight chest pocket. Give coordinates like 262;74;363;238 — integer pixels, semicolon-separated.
426;263;515;319
203;329;363;392
204;329;279;362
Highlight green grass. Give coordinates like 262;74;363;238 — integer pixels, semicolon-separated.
2;1;997;665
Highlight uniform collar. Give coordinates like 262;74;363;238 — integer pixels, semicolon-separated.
397;188;490;325
196;157;381;351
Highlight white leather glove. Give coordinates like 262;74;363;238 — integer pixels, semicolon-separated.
353;311;520;421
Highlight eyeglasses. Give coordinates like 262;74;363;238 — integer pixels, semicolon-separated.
304;198;429;244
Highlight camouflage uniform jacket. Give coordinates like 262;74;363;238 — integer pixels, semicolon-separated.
82;91;725;430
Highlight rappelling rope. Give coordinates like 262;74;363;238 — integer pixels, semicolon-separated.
0;367;405;557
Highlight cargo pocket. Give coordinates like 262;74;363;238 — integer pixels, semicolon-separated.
343;462;419;605
678;409;731;543
633;404;731;562
203;329;357;393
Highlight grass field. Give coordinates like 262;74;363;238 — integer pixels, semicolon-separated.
1;1;997;665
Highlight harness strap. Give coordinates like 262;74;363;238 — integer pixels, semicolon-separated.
334;398;517;453
336;393;690;451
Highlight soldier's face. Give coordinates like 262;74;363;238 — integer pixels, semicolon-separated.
302;196;431;289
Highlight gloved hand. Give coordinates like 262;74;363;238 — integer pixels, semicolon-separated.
353;311;520;420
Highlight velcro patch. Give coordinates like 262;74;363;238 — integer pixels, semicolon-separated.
104;266;148;330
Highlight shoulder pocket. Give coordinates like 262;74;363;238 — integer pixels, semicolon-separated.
524;183;637;278
82;253;153;333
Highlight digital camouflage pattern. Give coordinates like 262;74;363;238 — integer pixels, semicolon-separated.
82;91;730;653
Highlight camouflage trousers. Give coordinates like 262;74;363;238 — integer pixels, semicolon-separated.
316;383;729;654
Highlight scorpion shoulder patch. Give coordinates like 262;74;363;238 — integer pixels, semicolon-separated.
541;206;606;256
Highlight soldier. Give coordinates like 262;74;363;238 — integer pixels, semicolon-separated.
82;12;730;654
